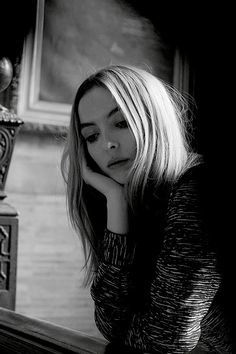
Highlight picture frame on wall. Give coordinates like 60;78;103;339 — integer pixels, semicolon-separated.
17;0;190;126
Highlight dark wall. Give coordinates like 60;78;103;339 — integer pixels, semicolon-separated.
1;0;36;59
121;1;225;156
0;0;37;108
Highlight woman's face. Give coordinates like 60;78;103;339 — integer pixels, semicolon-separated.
78;86;136;184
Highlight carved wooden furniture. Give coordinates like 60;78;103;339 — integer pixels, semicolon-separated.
0;108;23;309
0;201;18;310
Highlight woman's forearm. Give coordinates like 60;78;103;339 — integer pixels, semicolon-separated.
106;191;129;234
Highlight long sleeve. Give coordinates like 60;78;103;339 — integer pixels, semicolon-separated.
90;166;222;353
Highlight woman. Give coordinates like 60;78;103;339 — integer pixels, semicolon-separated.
61;65;232;353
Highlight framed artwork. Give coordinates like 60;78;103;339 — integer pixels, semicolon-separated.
17;0;189;126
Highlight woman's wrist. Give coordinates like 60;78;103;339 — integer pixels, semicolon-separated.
102;229;136;267
106;190;129;234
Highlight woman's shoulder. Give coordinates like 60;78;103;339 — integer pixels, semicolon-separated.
173;160;209;193
146;160;208;212
169;160;212;215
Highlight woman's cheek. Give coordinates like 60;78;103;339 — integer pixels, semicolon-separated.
87;145;95;158
88;148;101;169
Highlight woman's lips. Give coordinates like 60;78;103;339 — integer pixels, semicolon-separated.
107;159;130;169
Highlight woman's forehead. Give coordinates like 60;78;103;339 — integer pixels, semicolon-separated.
78;86;117;124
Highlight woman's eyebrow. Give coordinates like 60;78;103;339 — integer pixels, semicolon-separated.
80;106;119;131
80;122;95;130
107;106;119;118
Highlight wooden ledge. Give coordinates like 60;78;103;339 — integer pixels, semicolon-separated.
0;307;107;353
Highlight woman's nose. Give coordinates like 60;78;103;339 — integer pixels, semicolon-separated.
107;141;119;149
103;129;119;150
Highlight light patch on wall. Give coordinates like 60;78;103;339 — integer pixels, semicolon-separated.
18;0;175;125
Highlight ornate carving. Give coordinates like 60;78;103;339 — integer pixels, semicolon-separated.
0;225;10;290
0;127;14;187
0;110;23;195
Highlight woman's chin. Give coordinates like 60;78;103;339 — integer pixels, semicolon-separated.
109;171;129;185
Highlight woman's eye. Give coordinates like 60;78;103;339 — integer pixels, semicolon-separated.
116;120;128;128
86;133;99;143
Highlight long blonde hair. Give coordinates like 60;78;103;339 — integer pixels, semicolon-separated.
61;65;199;284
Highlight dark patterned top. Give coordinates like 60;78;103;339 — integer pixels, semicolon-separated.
90;164;233;353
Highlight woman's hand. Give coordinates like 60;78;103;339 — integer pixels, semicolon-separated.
82;158;129;234
82;158;124;200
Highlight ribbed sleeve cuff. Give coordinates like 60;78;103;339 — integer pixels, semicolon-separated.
101;229;136;268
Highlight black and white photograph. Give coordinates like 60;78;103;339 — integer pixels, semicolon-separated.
0;1;234;353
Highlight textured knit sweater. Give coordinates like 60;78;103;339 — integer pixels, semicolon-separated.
90;164;233;353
